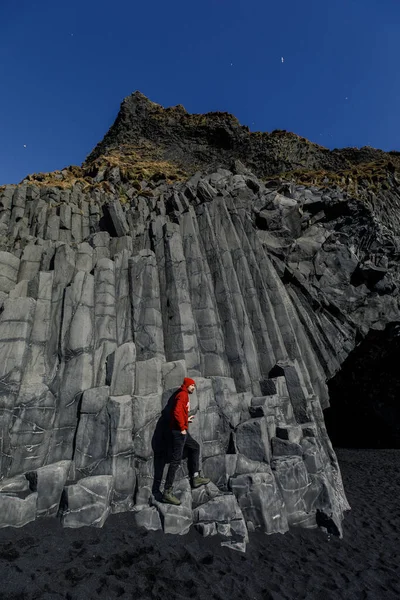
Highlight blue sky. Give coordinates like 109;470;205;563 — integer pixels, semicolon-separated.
0;0;398;184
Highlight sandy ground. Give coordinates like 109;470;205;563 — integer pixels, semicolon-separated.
0;448;399;600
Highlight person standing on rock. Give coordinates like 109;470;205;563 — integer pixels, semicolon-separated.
163;377;210;505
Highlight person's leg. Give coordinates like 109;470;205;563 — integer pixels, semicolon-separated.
152;453;166;499
183;432;200;477
164;431;186;491
184;433;210;488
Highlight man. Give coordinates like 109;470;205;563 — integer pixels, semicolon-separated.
163;377;210;505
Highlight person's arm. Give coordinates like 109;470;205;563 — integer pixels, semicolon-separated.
173;392;188;433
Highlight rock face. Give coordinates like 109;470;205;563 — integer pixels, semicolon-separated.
85;91;397;179
0;92;399;547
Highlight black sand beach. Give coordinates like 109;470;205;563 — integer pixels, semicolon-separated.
0;449;399;600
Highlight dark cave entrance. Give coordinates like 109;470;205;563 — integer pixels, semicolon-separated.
324;322;400;449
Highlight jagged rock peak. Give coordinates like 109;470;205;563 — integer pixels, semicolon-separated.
85;91;398;179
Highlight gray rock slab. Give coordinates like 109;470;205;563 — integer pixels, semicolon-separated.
230;517;249;542
91;231;110;249
0;475;30;494
133;506;162;531
272;456;310;526
107;395;135;512
9;280;29;299
17;245;43;282
134;458;154;508
46;214;60;241
106;199;129;237
114;250;133;345
94;258;117;387
235;454;271;475
272;362;312;425
195;204;252;393
0;251;20;293
191;481;221;508
93;245;111;265
202;455;237;490
276;425;303;444
235;418;270;463
110;236;133;258
230;470;288;534
156;502;193;535
61;475;113;528
220;539;247;553
110;342;136;396
192;493;243;524
272;437;303;457
81;386;109;414
301;437;324;474
75;242;93;273
0;298;36;475
210;377;242;428
59;204;72;230
48;352;94;463
217;522;231;536
135;357;162;396
132;393;162;459
162;222;201;374
71;211;82;242
129;251;165;361
195;521;217;536
249;396;270;418
60;271;94;357
179;209;229;378
153;483;193;535
7;384;57;476
25;460;71;517
132;393;162;433
0;297;35;388
74;407;110;474
199;408;229;459
0;492;38;528
0;291;7;311
161;360;187;391
304;473;343;536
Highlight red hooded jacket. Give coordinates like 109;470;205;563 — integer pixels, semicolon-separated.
170;378;195;431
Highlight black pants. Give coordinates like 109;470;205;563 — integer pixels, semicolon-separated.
164;430;200;490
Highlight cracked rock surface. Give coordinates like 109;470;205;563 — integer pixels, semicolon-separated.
1;92;400;548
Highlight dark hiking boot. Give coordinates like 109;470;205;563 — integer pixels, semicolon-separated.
162;489;181;505
191;474;210;488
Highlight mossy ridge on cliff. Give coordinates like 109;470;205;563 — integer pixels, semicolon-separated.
86;144;189;184
10;91;400;211
19;144;189;195
264;157;400;198
23;165;91;190
83;91;399;180
20;152;400;218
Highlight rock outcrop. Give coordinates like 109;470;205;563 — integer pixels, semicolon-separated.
85;91;398;179
0;92;399;549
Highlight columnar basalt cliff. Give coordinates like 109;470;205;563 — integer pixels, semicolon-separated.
0;92;399;550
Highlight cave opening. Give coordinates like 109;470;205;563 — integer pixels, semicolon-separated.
324;322;400;449
98;205;118;237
